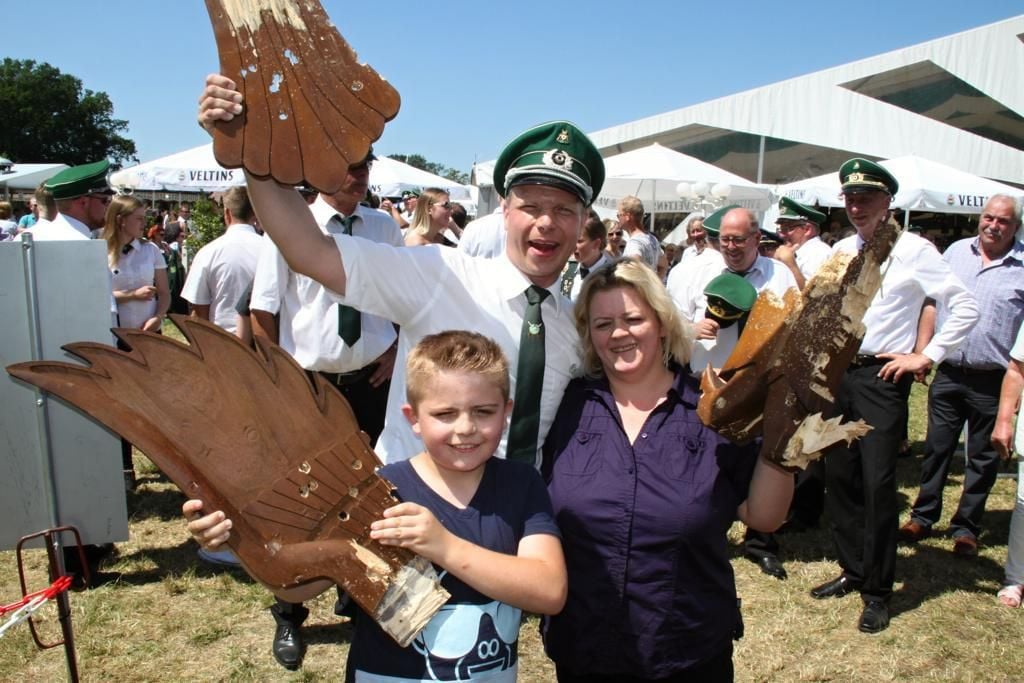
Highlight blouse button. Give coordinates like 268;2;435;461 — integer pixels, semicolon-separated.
640;433;648;439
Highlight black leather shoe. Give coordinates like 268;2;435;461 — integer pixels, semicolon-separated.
858;601;890;634
272;622;303;670
747;553;788;580
810;575;861;599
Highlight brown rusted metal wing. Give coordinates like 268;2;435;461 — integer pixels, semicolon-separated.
6;316;447;647
204;0;400;194
699;220;902;468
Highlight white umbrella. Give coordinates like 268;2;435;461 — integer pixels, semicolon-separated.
0;163;70;192
596;143;772;214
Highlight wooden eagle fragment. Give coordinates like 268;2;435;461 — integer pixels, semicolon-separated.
698;220;902;469
6;316;449;647
204;0;400;194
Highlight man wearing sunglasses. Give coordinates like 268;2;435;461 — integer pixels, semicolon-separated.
26;159;113;241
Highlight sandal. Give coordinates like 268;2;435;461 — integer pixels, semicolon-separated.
997;584;1023;608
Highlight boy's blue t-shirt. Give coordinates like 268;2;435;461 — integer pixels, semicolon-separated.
345;457;560;683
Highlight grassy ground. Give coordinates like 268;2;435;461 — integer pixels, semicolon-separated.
1;384;1020;681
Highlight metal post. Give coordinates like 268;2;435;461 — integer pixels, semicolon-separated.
19;234;79;682
756;135;766;184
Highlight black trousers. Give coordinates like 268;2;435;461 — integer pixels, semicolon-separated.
825;364;912;603
910;365;1003;539
274;367;391;625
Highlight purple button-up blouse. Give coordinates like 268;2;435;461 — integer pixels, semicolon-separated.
541;368;759;678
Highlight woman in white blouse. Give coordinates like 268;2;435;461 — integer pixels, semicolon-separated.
104;196;169;334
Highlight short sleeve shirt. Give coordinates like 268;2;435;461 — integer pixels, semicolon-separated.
345;458;559;683
111;239;166;329
622;231;661;269
181;224;263;333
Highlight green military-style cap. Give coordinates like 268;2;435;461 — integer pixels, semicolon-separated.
704;272;757;322
759;228;783;246
401;188;421;199
839;158;898;196
494;121;604;206
45;160;111;201
777;196;826;226
701;204;741;237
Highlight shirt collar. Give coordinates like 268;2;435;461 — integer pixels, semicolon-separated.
225;223;258;235
59;213;92;238
310;195;369;233
968;235;1024;265
581;364;697;407
493;253;573;317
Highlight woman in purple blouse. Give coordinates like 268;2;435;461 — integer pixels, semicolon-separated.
542;259;794;682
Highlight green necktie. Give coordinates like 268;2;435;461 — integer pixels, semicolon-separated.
336;215;361;346
507;285;550;464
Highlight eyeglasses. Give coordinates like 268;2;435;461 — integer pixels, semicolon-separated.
776;223;806;234
718;235;751;246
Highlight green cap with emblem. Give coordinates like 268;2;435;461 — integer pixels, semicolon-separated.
759;228;783;246
777;196;825;225
44;160;111;201
704;272;757;322
839;158;899;196
401;188;420;199
701;204;741;237
493;121;604;206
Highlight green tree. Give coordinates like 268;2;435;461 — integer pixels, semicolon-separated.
388;153;469;185
184;196;226;255
0;58;137;164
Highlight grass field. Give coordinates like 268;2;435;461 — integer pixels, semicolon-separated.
1;383;1020;681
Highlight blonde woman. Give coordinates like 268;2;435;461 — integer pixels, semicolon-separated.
403;187;454;246
104;195;170;334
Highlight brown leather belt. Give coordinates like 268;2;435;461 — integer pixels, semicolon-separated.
317;363;379;387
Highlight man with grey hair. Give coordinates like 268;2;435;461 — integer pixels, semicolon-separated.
900;194;1024;557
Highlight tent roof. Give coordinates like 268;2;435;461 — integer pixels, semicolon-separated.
0;163;69;191
588;16;1024;187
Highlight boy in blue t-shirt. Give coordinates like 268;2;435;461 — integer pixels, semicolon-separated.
185;331;565;681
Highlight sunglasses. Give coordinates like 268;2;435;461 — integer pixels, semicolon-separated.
435;201;451;209
87;192;113;205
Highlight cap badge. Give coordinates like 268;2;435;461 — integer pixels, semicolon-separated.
543;149;570;169
848;172;865;183
556;128;570;144
852;161;861;170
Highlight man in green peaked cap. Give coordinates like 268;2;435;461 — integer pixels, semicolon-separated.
772;196;832;289
199;75;604;468
27;160;113;240
811;157;978;635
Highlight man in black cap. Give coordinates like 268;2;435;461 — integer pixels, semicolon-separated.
811;158;978;634
27;160;113;241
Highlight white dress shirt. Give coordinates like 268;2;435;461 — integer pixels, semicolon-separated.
832;231;978;361
250;198;402;372
181;224;263;333
457;211;506;259
569;252;612;302
333;238;582;467
24;213;91;241
666;248;726;321
111;238;166;329
795;235;833;280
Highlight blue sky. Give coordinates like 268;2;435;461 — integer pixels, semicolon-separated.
4;1;1021;174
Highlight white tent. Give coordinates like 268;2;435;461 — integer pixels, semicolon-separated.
0;163;69;193
595;143;773;215
110;144;473;200
777;155;1024;214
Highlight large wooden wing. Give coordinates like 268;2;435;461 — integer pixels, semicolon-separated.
699;220;902;468
6;316;448;647
204;0;400;194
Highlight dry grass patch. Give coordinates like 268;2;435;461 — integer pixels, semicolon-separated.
1;379;1020;681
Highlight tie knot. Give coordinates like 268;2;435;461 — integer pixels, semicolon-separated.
525;285;550;306
336;214;355;234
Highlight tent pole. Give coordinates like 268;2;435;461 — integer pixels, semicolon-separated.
756;136;766;184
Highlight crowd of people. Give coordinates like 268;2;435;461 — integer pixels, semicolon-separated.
7;76;1023;679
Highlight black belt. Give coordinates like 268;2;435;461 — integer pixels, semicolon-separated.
939;362;1003;376
317;363;379;387
850;354;886;367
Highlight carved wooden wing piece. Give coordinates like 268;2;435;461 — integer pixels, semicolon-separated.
204;0;400;194
698;221;902;468
7;316;447;646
